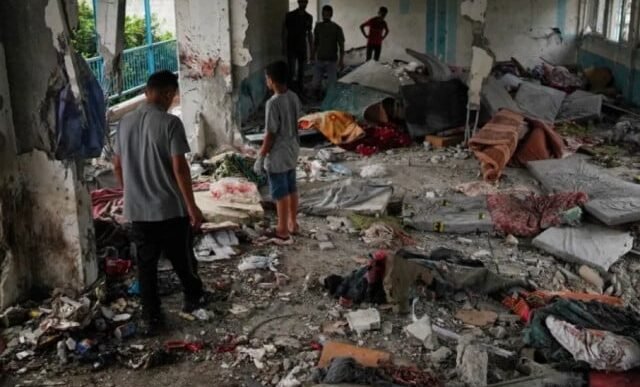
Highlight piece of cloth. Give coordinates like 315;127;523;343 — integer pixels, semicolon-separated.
487;192;589;237
363;17;388;46
312;60;338;90
324;251;387;305
268;169;297;201
469;109;526;181
115;103;190;222
314;20;345;61
524;299;640;365
314;357;392;385
284;9;313;54
366;44;382;61
91;188;125;223
546;315;640;372
55;52;106;160
343;123;412;156
512;119;565;166
299;111;365;145
264;90;302;174
130;217;204;319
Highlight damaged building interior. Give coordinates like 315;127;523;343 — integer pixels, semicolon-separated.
3;0;640;385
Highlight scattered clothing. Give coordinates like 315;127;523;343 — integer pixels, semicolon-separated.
343;123;412;156
524;299;640;365
487;192;589;237
324;250;387;305
91;188;124;224
546;315;640;372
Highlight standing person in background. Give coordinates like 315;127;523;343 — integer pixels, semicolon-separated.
283;0;313;95
311;5;345;99
360;6;389;61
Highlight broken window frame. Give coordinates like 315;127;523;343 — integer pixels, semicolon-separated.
586;0;635;43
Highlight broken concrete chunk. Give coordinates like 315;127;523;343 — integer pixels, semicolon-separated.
457;340;488;387
532;224;633;272
345;309;381;336
405;316;439;350
430;346;453;364
318;242;336;251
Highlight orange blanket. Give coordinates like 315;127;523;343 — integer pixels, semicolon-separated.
469;110;525;181
299;111;365;145
470;110;565;181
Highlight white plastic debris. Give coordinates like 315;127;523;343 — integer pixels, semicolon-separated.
360;164;388;178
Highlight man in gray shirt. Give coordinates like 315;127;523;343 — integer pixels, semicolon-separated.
113;70;208;334
254;61;302;244
311;5;345;98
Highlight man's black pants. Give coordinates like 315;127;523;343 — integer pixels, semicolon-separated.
287;49;307;93
366;44;382;61
131;217;203;319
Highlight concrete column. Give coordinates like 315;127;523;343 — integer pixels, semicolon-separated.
96;0;126;94
175;0;236;155
0;0;98;309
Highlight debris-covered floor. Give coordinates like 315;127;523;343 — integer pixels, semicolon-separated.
5;51;640;387
3;142;640;386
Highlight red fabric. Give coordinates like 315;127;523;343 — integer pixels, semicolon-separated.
363;17;387;45
91;188;124;223
342;123;412;156
512;119;565;166
590;372;640;387
487;192;589;237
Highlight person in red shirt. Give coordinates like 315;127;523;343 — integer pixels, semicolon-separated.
360;7;389;61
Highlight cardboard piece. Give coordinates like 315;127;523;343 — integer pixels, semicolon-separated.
318;341;391;368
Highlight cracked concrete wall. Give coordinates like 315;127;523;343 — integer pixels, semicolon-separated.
176;0;289;153
0;0;97;309
457;0;580;67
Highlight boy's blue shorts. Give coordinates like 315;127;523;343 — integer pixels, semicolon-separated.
268;169;297;201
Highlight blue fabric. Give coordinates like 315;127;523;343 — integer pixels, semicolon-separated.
55;52;106;160
268;169;297;201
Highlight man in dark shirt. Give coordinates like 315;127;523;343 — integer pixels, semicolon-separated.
360;7;390;61
283;0;313;94
311;5;345;98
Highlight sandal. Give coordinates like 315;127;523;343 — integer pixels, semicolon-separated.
257;231;293;246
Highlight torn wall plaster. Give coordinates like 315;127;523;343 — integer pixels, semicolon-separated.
96;0;126;93
231;0;252;67
45;0;81;99
461;0;488;23
468;47;494;107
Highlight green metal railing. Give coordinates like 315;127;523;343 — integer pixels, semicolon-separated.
86;39;178;98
